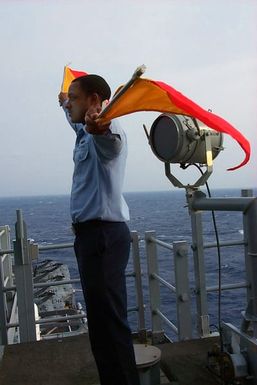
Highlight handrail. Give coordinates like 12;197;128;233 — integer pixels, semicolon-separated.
155;309;178;334
0;226;146;344
7;313;86;328
206;282;248;292
0;249;13;256
0;241;74;256
6;303;140;330
145;231;192;342
149;236;173;250
151;273;176;293
149;235;248;295
2;271;139;292
146;227;249;342
0;225;13;344
1;235;246;256
38;243;73;251
203;239;245;249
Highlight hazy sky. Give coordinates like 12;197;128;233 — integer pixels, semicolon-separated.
0;0;256;197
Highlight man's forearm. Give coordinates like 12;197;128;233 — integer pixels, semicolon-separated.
93;126;123;159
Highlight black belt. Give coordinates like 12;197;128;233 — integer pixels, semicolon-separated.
72;219;103;231
72;219;123;233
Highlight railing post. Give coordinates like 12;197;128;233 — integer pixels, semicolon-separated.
0;226;13;291
0;226;12;345
0;257;8;345
241;189;253;309
173;241;192;340
145;231;164;344
187;190;210;337
130;231;147;342
13;210;36;342
242;198;257;340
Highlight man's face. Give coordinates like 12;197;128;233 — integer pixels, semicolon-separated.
66;82;91;124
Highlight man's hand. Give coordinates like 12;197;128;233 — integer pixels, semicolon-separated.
85;106;111;135
58;92;68;106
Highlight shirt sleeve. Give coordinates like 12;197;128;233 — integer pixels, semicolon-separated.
93;120;125;160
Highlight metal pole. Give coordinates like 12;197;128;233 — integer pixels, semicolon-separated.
0;226;13;294
130;231;147;342
173;241;192;340
189;189;257;381
187;189;210;337
241;189;253;310
13;210;36;342
145;231;164;344
191;190;253;212
0;226;12;345
0;257;8;345
243;198;257;338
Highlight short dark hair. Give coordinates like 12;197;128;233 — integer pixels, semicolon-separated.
72;74;111;101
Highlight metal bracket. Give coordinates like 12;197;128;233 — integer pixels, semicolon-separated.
222;322;257;382
164;133;213;189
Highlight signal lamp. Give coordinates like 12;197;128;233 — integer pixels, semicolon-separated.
148;114;224;188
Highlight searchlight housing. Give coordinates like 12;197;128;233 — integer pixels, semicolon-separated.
148;114;224;188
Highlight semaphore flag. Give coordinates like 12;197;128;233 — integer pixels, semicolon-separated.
61;65;88;93
99;77;250;171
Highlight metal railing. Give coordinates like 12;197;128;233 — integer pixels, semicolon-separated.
143;189;257;352
145;231;192;343
0;225;13;345
0;211;146;345
145;231;250;342
2;189;256;367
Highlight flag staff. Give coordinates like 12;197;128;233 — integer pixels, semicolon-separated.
98;64;146;119
61;63;72;93
61;65;67;93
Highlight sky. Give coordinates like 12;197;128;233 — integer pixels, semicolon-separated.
0;0;256;197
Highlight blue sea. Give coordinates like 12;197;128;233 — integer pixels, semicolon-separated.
0;188;256;339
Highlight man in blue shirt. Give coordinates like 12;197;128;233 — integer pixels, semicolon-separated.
59;75;140;385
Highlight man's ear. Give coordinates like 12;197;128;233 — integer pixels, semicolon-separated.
90;93;101;106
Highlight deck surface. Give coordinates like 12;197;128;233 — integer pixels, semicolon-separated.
0;334;241;385
158;336;222;385
158;335;254;385
0;335;171;385
0;334;99;385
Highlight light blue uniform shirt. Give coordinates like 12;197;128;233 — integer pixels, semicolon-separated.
63;105;129;223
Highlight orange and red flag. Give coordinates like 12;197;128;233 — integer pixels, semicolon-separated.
61;66;88;93
60;66;250;170
99;78;250;170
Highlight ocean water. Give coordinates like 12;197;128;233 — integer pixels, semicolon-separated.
0;188;255;339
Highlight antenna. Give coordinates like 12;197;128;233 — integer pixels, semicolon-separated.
143;124;150;140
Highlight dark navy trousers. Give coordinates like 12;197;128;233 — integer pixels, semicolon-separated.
74;220;140;385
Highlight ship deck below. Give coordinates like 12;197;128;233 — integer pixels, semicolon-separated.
0;334;247;385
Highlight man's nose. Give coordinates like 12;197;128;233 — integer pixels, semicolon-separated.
66;99;71;109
